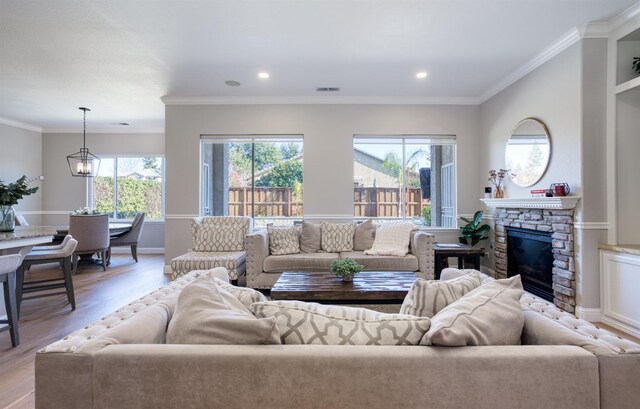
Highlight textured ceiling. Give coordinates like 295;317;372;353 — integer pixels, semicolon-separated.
0;0;637;131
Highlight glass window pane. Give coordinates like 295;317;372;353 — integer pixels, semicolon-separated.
116;157;163;220
93;158;115;217
404;143;431;226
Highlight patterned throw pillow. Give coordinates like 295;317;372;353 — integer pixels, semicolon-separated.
421;276;525;346
400;272;483;318
212;277;267;310
192;217;251;252
365;222;415;256
251;301;431;345
267;226;301;255
320;222;356;252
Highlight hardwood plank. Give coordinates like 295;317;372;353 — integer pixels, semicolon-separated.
0;254;169;409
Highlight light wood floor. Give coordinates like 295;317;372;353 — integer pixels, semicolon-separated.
0;255;169;409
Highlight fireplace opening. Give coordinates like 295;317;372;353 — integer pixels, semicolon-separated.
506;227;554;301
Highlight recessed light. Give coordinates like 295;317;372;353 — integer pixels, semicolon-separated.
258;72;270;79
416;72;428;79
225;80;241;87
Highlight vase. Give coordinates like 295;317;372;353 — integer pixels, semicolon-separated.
0;206;16;232
494;186;505;199
342;274;353;282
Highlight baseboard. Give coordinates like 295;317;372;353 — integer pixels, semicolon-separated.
601;316;640;339
576;306;602;322
163;265;173;275
110;247;164;255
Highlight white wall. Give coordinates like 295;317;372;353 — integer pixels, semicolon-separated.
479;39;609;310
164;104;482;264
41;132;165;249
0;122;43;224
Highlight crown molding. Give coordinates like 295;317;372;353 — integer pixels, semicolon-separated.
161;95;482;106
0;116;42;133
43;127;165;134
609;1;640;35
578;22;610;39
478;28;582;103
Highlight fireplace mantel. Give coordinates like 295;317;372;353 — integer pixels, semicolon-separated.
480;197;581;210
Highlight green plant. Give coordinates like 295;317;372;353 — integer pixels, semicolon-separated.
459;210;491;246
421;204;431;226
633;57;640;74
330;257;364;277
0;175;39;206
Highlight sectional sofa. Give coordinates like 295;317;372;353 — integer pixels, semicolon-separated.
35;269;640;409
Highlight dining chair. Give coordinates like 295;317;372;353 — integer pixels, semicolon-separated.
16;237;78;315
107;212;145;264
0;254;22;347
69;214;110;272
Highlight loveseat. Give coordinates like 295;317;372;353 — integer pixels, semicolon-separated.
245;224;435;289
36;269;640;409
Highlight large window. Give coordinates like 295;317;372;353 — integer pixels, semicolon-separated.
93;156;164;220
353;136;456;227
201;136;303;227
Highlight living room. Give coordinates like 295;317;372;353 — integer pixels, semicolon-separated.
1;1;640;408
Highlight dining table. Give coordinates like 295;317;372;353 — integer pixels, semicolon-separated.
53;222;132;242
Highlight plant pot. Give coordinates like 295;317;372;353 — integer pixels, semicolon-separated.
0;206;16;232
342;274;353;282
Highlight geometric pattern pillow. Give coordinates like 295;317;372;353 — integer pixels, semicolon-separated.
400;272;483;318
320;222;356;252
212;277;267;310
267;226;301;255
251;300;431;345
421;275;525;346
192;217;251;252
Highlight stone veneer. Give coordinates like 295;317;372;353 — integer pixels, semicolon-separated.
494;208;576;313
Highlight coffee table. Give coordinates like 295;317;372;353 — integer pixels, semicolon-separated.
270;271;417;304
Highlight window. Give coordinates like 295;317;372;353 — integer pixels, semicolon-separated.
201;136;303;227
353;136;456;227
93;156;164;220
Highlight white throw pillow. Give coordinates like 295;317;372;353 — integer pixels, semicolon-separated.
421;275;525;346
212;277;267;310
364;222;416;256
251;300;431;345
400;272;483;318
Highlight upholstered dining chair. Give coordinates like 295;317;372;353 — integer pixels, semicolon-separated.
0;254;22;347
107;212;145;264
69;214;110;272
17;237;78;315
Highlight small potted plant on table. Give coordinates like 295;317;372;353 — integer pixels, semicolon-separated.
331;257;364;282
0;176;39;232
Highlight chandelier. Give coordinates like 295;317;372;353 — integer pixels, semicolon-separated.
66;107;100;177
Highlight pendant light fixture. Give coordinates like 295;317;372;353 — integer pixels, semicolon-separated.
67;107;101;177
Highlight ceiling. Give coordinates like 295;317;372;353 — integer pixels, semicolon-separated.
0;0;638;132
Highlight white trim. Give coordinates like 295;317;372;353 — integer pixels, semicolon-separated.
608;2;640;36
577;22;610;39
480;197;581;210
304;214;354;221
164;214;199;220
575;307;602;322
0;116;42;133
161;95;481;106
478;28;581;103
43;127;164;134
19;210;72;215
574;222;609;230
163;265;173;275
110;247;164;255
601;316;640;339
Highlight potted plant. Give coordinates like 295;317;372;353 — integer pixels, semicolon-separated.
488;169;511;198
330;257;364;282
459;211;491;267
0;176;39;232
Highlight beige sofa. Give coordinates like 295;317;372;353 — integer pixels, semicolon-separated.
245;228;435;289
36;269;640;409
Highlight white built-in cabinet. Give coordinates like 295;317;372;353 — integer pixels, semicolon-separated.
601;18;640;336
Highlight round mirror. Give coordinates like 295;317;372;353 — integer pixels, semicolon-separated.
505;118;551;187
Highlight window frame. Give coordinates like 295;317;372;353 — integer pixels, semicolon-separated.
89;154;166;222
199;135;304;221
352;134;457;228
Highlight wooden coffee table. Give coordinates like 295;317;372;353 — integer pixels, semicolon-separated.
270;271;417;304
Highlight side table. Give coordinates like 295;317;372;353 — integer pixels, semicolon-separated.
434;243;484;280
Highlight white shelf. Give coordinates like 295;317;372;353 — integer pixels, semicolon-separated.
615;75;640;94
480;197;581;210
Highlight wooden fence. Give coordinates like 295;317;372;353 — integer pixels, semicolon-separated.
228;187;427;217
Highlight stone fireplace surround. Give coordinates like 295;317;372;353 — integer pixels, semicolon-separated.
481;197;581;314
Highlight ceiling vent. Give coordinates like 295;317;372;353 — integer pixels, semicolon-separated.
316;87;340;92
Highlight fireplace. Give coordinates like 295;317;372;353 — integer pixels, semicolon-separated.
506;227;554;302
